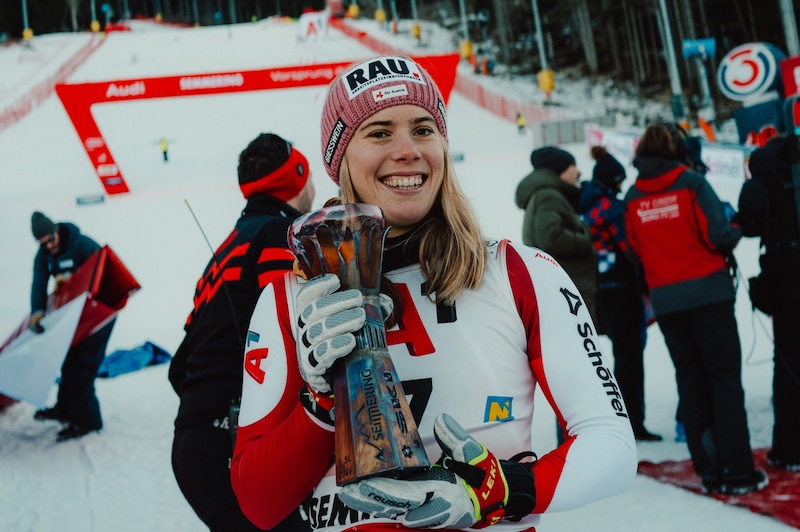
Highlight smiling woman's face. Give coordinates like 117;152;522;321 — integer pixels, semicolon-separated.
343;104;445;237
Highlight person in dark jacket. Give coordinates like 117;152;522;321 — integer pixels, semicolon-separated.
624;122;766;495
515;146;599;327
736;134;800;472
29;212;115;442
578;146;661;442
169;133;315;532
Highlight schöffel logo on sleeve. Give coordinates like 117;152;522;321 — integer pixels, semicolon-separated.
344;57;425;99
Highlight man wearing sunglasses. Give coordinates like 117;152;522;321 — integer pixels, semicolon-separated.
29;211;115;442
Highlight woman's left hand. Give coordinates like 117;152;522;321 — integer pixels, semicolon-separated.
339;413;532;529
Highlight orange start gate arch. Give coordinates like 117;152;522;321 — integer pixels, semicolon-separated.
55;53;459;195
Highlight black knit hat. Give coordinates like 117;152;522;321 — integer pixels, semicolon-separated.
591;145;626;188
31;211;56;239
748;136;790;178
237;133;310;201
530;146;577;175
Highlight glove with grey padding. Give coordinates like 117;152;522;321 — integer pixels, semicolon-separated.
338;413;536;529
295;273;365;395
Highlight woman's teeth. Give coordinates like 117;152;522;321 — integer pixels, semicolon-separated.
383;175;422;189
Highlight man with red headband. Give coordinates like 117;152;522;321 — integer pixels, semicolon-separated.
169;133;315;531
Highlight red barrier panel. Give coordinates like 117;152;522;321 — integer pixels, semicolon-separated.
0;35;104;133
55;53;459;195
329;17;563;126
329;17;404;55
0;245;140;406
0;245;140;354
105;23;132;32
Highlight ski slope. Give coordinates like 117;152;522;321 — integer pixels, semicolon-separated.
0;17;791;532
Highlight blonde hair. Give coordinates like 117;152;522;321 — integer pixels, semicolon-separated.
338;141;486;305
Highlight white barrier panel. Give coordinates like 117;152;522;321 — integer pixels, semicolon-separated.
585;123;752;182
0;296;86;407
532;116;614;147
702;143;751;181
299;11;328;41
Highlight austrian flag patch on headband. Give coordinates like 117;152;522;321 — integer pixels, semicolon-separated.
344;56;426;99
373;84;409;102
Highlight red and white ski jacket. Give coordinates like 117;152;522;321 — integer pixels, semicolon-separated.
624;157;741;315
231;239;637;531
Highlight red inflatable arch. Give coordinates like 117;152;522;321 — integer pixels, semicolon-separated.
55;53;459;195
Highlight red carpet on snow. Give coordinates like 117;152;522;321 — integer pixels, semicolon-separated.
638;448;800;529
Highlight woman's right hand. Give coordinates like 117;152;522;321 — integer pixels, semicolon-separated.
295;274;365;395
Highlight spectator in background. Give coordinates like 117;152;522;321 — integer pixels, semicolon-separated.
736;135;800;472
169;133;314;531
579;145;661;442
624;122;766;495
515;146;600;328
29;211;115;443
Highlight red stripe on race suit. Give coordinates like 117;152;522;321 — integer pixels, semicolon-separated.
259;247;295;263
504;241;571;513
258;269;288;289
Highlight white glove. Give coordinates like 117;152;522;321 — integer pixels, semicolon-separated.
296;274;365;395
339;413;520;529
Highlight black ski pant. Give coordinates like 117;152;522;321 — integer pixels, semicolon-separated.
172;423;309;532
657;300;756;482
771;305;800;463
599;284;648;432
56;318;114;430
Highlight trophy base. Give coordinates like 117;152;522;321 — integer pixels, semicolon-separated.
333;347;429;486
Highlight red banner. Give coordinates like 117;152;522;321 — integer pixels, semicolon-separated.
55;53;459;195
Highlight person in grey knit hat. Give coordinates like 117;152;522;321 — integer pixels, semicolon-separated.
29;211;114;443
